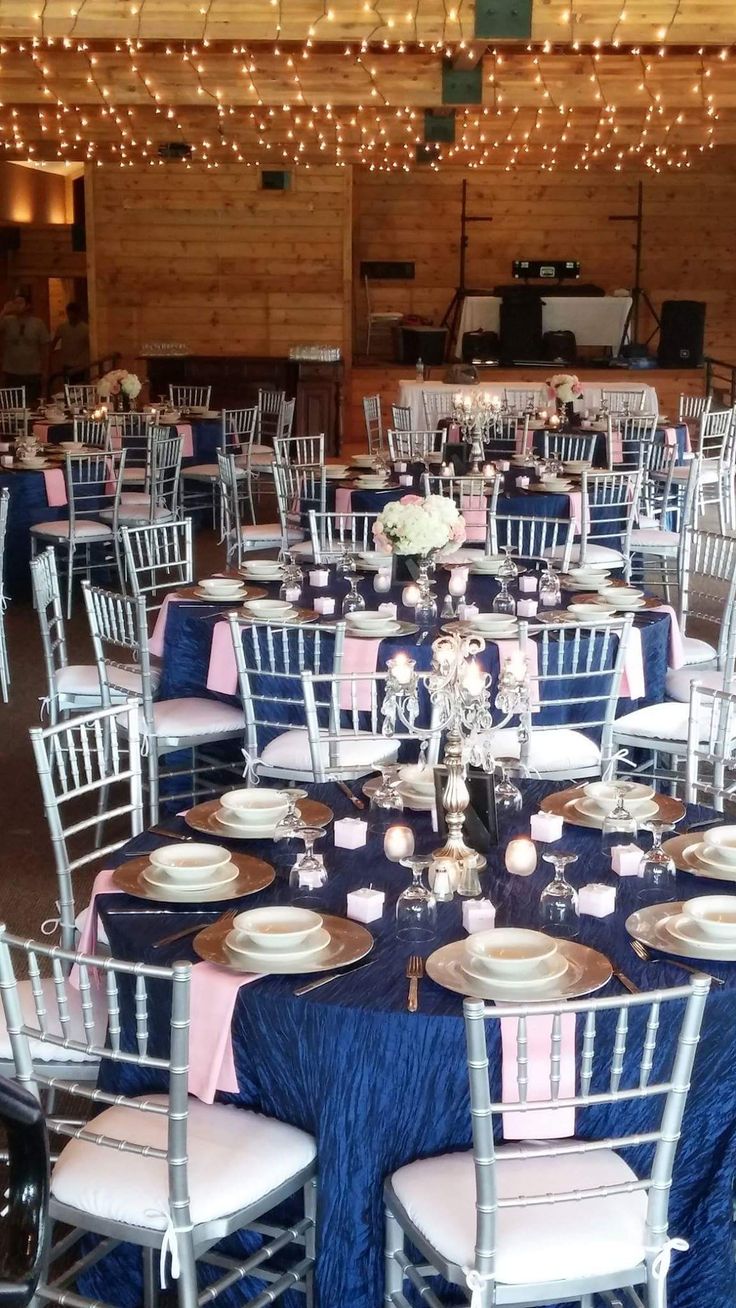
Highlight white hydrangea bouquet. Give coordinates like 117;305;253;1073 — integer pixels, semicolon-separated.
97;369;143;401
373;494;466;557
546;373;582;405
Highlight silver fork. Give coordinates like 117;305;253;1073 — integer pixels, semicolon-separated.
154;909;237;949
406;955;425;1012
630;937;725;986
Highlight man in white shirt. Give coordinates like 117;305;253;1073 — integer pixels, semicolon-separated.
51;302;90;384
0;291;50;408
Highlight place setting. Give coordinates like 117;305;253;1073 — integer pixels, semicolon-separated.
425;926;613;1003
112;840;276;902
184;785;334;840
627;895;736;964
363;761;436;812
662;824;736;882
238;597;319;625
342;610;419;639
541;780;686;831
183;575;267;603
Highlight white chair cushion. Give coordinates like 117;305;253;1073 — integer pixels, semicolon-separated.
150;697;244;740
121;467;146;482
51;1095;316;1229
682;635;717;667
665;666;729;703
549;543;625;567
390;1144;647;1285
260;727;399;775
75;905;109;949
628;528;679;551
182;464;218;480
31;520;112;541
249;445;275;466
119;491;152;506
56;663;160;698
613;702;689;742
483;727;600;774
0;978;104;1065
669;464;718;484
240;524;304;544
99;506;174;525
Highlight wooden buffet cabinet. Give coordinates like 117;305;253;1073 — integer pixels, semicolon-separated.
142;355;344;456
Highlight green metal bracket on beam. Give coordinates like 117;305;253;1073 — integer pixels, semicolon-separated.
424;109;456;143
441;60;483;105
474;0;532;39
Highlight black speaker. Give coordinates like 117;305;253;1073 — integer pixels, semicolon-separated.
658;300;706;368
500;293;543;362
462;329;500;362
542;329;577;362
401;326;447;366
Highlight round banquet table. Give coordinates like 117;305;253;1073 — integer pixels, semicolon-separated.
34;415;223;462
88;778;736;1308
0;466;71;599
157;567;672;719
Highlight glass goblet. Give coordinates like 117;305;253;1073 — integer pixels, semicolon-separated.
498;544;519;582
539;565;562;608
289;826;327;891
539;852;579;938
396;856;437;942
371;763;404;811
492;578;516;616
638;821;677;902
274;787;309;839
601;784;639;857
342;575;365;616
494;760;523;817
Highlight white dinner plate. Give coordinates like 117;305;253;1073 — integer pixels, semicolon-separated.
681;844;736;883
226;926;331;966
461;949;568;989
193;585;246;601
142;861;240;893
345;620;401;638
666;913;736;951
627;901;736;961
426;939;612;1002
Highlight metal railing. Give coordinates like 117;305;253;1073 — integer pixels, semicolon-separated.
705;356;736;407
48;351;122;396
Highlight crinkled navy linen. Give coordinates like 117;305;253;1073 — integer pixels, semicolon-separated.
92;779;736;1308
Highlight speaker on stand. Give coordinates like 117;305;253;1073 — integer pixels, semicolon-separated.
657;300;706;368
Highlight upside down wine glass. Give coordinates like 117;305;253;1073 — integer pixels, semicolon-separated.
396;855;437;942
289;827;327;891
539;852;579;939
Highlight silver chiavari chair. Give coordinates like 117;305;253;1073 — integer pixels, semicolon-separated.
230;405;272;524
0;385;26;411
479;414;519;461
0;409;28;439
30;450;125;618
102;431;183;536
168;383;211;410
273;433;325;467
422;473;500;552
30;548;107;723
258;387;286;444
387;429;444;463
542;430;597;465
300;668;441;784
64;383;99;411
609;414;659;469
491;513;574;571
503;386;541;414
600;387;648;414
181;406;259;525
0;487;8;703
385;978;710;1308
678;393;711;423
307;509;379;565
484;615;633;779
363;394;383;453
685;682;736;809
391;404;412;432
28;700;144;952
83;583;244;823
227;612;350;782
119;519;194;612
72;416;110;450
695;406;736;528
218;452;287;566
422;389;453;430
277;396;296;440
114;410;153;485
570;467;643;574
0;929;318;1308
627;454;700;600
272;460;322;559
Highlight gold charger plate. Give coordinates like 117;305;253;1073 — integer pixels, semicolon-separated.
338;619;419;639
540;784;685;831
237;606;319;626
112;850;274;903
626;901;736;962
184;796;334;838
662;833;736;881
574;591;660;611
426;939;612;1002
193;912;374;975
175;583;267;603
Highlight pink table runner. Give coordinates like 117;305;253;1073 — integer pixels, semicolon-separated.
73;867;260;1103
501;1013;576;1138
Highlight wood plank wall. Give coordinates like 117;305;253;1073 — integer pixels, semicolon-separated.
353;171;736;360
86;165;353;365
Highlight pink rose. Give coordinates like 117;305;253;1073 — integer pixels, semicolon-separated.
572;382;583;396
399;494;423;506
546;384;556;400
372;523;392;552
451;520;466;545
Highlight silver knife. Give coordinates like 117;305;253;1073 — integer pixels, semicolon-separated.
294;957;376;996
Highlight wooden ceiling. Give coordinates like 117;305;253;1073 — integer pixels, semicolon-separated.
0;0;734;168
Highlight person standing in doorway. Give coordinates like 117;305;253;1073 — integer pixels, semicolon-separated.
0;291;50;408
51;301;90;385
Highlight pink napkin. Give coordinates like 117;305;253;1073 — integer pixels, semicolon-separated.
43;468;67;507
149;593;174;658
108;418;122;451
514;426;527;455
663;426;677;449
207;619;239;696
493;638;541;709
618;624;646;700
188;963;262;1103
175;423;194;458
70;868;121;988
653;604;685;669
340;636;381;709
501;1013;576;1138
566;491;590;537
335;486;353;519
460;493;488;544
609;425;623;464
32;422;50;444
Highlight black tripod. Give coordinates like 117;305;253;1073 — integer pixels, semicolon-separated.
441;179;493;360
609;181;660;355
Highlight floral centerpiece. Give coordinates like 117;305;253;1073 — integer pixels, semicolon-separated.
97;369;143;411
373;494;466;556
545;373;582;424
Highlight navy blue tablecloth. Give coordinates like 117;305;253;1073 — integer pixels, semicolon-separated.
92;778;736;1308
0;469;67;598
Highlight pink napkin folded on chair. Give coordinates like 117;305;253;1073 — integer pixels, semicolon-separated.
618;624;646;700
653;604;685;669
566;491;591;537
335;486;353;521
175;423;194;458
149;593;174;658
460;493;488;544
207;618;239;696
188;963;263;1103
32;422;50;444
339;636;382;709
501;1012;577;1138
43;468;67;508
609;425;623;464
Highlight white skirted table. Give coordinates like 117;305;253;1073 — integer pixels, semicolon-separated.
397;379;660;430
455;295;633;358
